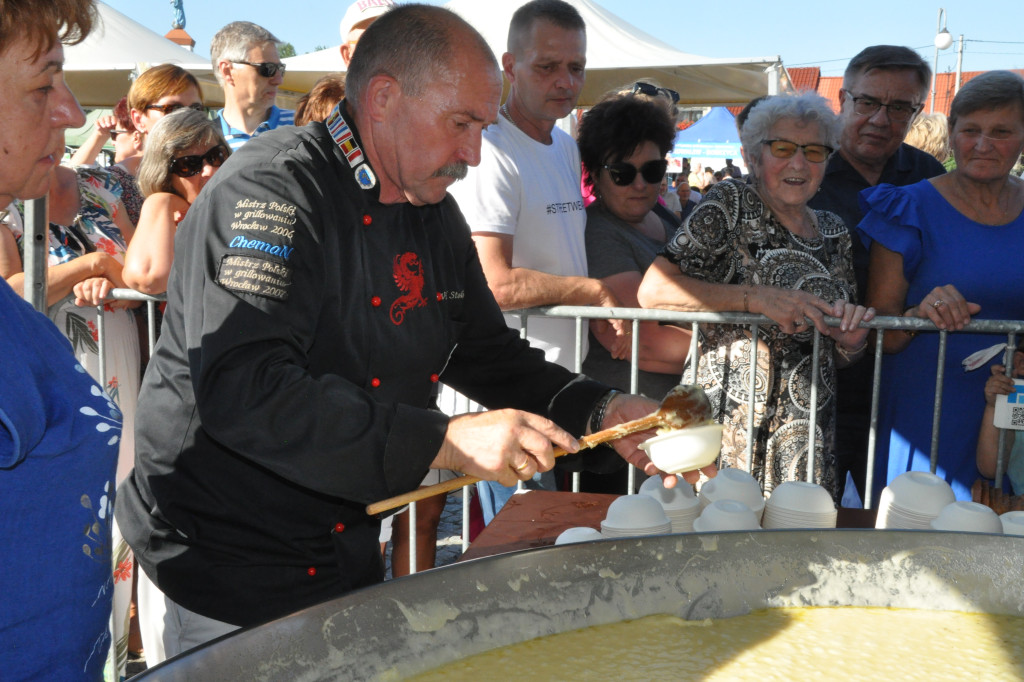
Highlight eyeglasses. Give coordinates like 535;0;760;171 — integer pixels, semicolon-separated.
109;130;130;141
144;102;205;115
233;60;287;78
631;81;680;104
169;145;229;177
847;94;920;122
760;139;834;164
601;159;668;186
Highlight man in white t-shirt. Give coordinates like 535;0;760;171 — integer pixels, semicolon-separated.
448;0;627;521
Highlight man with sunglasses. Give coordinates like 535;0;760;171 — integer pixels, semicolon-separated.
448;0;628;523
808;45;946;506
210;21;294;152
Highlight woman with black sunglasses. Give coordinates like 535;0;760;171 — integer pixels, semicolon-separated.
638;92;874;503
123;108;229;295
575;92;694;491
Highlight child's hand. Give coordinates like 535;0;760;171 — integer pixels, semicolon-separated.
985;364;1017;406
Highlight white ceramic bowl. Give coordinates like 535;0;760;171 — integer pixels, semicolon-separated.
694;499;761;531
888;471;956;517
1000;511;1024;537
767;481;835;515
699;468;765;516
929;501;1003;534
639;475;699;511
638;424;723;475
602;494;671;531
554;526;604;545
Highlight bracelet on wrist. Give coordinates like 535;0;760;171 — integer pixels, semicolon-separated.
590;389;622;434
836;340;868;360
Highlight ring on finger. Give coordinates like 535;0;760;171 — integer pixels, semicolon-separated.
514;459;530;473
932;299;945;309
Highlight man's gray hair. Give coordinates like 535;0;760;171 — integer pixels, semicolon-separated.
210;21;281;86
346;4;496;106
843;45;931;100
507;0;585;56
739;92;842;165
948;70;1024;132
138;108;228;197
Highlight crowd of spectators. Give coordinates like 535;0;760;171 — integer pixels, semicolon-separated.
5;0;1024;677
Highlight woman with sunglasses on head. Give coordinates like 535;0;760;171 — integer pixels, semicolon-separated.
858;71;1024;503
638;92;874;503
123;108;229;295
68;97;147;226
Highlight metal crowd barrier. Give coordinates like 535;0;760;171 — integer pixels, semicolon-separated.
80;293;1024;575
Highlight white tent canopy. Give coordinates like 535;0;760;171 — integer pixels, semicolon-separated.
280;0;788;107
63;1;220;107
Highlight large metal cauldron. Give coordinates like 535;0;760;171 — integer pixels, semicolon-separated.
137;530;1024;680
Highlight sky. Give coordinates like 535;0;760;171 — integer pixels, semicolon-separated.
102;0;1024;78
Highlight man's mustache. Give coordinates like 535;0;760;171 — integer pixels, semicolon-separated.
432;162;468;180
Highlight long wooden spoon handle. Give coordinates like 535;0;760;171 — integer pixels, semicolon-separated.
365;413;666;516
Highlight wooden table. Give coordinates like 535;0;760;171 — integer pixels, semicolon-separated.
460;490;877;562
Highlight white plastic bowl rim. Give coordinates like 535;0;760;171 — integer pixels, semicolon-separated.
554;526;605;545
603;495;670;529
766;481;836;514
638;424;724;475
887;471;956;515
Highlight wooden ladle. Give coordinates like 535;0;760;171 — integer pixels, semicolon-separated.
366;384;712;516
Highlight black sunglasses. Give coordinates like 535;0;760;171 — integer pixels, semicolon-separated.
631;81;680;104
234;60;287;78
169;145;229;178
109;129;130;141
760;139;834;164
144;102;205;114
601;159;668;186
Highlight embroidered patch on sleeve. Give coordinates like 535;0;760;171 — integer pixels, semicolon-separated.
216;254;292;301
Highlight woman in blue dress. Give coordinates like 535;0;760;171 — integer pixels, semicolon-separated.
860;71;1024;502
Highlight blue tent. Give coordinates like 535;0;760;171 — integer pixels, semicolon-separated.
671;107;742;159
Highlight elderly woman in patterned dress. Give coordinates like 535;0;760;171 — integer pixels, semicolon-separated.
638;92;875;502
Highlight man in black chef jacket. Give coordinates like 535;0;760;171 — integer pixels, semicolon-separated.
117;4;688;664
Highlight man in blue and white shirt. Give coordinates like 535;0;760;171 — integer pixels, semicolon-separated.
210;21;294;151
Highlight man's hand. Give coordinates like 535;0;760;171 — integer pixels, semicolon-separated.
600;393;717;487
433;409;579;487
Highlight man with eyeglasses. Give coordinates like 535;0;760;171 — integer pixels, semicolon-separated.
808;45;946;506
210;21;294;152
448;0;628;523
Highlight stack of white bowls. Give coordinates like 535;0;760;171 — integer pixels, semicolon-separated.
554;526;604;545
1000;511;1024;536
639;475;702;533
875;471;956;529
762;481;837;529
600;494;672;538
929;501;1003;533
698;468;766;522
693;499;762;532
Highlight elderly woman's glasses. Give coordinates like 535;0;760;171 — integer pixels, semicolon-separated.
145;102;205;115
761;139;834;164
234;60;287;78
630;81;680;104
602;159;668;186
848;95;919;122
169;145;229;178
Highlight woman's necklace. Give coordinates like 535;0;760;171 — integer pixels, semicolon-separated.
949;174;1022;225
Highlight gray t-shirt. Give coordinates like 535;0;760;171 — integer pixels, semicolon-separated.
582;204;681;398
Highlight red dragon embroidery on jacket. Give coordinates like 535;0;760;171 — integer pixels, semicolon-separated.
390;251;428;325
